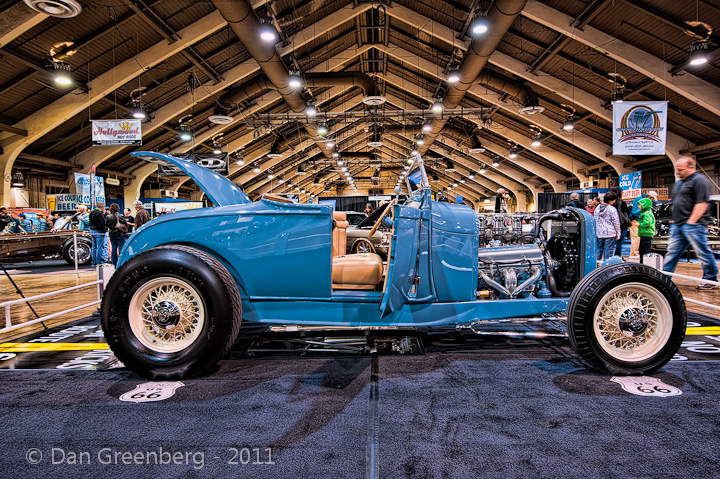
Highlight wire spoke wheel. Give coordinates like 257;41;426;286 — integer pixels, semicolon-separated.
593;283;672;362
129;277;205;353
568;263;686;375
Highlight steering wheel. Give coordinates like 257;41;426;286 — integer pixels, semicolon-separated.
369;199;396;238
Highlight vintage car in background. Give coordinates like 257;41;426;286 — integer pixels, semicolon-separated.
102;151;687;380
0;213;92;265
651;199;720;254
344;207;392;258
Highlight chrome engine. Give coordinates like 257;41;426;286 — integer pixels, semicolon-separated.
477;209;585;299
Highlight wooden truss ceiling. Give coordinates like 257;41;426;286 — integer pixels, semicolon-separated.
0;0;719;207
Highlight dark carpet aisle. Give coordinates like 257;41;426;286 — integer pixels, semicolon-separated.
1;318;719;478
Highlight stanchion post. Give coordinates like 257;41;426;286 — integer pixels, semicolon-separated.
73;230;78;272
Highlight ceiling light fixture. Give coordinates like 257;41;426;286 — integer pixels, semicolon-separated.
479;166;487;174
422;123;432;133
337;159;344;166
235;152;245;166
332;151;339;158
470;11;488;36
531;134;543;148
267;170;274;179
317;122;328;136
411;147;419;156
468;172;475;179
179;125;193;142
431;98;443;114
288;71;302;89
212;143;223;155
259;18;277;43
253;164;261;174
493;160;500;168
689;40;710;66
131;100;146;120
508;147;518;159
416;134;425;145
469;136;485;153
611;87;625;103
306;101;317;117
52;61;72;86
11;171;24;187
326;140;335;149
562;116;575;132
447;67;460;84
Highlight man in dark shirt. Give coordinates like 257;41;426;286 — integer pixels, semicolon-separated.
133;200;151;229
565;192;585;209
663;156;719;289
89;202;108;266
124;207;135;232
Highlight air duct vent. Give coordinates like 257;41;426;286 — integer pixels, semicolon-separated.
24;0;81;17
362;95;386;105
209;115;233;125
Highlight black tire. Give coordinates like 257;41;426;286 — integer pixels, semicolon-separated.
62;238;91;266
101;245;243;379
353;239;375;254
568;263;686;375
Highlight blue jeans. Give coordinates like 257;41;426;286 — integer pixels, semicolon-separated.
615;228;628;256
110;235;127;266
663;223;719;280
597;237;616;261
90;231;107;266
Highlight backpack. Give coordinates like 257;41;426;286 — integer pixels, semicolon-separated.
617;201;631;229
115;214;129;233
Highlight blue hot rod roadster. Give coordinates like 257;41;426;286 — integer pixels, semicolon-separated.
101;151;686;379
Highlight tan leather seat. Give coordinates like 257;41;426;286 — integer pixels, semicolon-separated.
332;253;384;290
332;211;349;257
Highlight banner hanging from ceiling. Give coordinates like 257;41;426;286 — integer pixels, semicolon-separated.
157;153;230;177
613;101;668;155
91;119;142;146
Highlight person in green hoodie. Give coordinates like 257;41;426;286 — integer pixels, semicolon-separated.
637;197;655;262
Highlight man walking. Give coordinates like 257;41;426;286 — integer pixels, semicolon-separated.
663;157;719;289
133;200;151;229
89;202;108;267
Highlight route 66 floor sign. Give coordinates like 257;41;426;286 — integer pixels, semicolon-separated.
610;376;682;397
119;382;185;403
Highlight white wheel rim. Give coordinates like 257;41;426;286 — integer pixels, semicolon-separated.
358;240;372;253
593;282;673;362
128;277;205;353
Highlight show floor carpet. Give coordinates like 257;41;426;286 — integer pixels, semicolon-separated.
1;315;719;478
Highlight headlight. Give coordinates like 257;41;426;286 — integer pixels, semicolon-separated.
381;233;390;244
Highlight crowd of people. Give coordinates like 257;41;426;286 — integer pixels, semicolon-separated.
0;200;151;267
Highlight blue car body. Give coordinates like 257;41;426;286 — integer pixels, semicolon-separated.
119;151;597;328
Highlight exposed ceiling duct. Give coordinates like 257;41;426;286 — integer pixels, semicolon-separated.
211;0;331;158
211;78;274;124
304;72;385;105
476;70;543;115
419;0;528;155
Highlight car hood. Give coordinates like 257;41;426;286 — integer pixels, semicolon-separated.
130;151;251;206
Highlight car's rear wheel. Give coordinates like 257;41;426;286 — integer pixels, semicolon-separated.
62;239;91;265
101;245;242;379
568;263;686;375
353;239;375;254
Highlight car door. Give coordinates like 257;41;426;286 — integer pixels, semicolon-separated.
379;191;435;318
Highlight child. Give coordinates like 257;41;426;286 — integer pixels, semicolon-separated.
637;197;655;262
595;190;621;261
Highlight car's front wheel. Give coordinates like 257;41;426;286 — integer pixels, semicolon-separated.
101;245;242;379
567;263;686;375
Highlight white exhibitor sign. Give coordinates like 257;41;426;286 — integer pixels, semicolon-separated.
153;201;203;215
613;101;668;155
92;119;142;146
